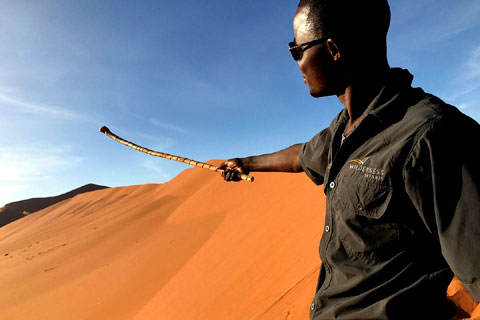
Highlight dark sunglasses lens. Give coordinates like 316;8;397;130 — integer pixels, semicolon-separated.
290;48;301;61
288;42;301;61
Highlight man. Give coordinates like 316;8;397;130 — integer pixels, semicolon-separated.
219;0;480;319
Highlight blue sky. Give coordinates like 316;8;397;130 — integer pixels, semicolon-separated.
0;0;479;206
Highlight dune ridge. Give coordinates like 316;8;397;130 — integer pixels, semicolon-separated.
0;183;109;228
0;161;477;319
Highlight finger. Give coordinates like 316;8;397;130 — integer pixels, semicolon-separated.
223;170;230;181
217;162;228;171
231;170;241;181
223;170;233;182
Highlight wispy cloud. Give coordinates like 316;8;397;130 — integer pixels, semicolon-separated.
390;1;480;59
141;159;176;181
0;91;85;120
442;1;480;39
0;144;83;184
465;45;480;80
446;45;480;101
131;131;176;152
0;143;83;206
442;44;480;121
432;1;480;41
0;184;24;208
150;118;189;135
131;113;191;136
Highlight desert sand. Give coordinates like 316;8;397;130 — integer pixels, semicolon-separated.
0;161;478;319
0;183;108;228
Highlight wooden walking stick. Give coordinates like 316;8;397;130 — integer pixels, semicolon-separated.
99;126;254;182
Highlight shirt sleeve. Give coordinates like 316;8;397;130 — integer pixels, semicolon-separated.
300;128;331;185
403;111;480;300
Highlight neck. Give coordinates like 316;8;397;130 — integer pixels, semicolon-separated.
337;65;389;131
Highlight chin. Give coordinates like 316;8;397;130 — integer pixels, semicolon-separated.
308;87;330;98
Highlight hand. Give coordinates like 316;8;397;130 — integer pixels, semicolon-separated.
217;158;250;182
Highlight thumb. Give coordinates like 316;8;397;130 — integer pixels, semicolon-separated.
217;160;229;171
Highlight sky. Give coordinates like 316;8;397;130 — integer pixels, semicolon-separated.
0;0;479;207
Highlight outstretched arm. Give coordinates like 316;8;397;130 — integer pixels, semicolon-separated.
218;143;304;181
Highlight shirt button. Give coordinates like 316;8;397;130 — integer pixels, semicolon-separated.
329;181;335;189
311;303;315;311
325;225;330;233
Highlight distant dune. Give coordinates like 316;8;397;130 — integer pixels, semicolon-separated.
0;162;477;319
0;183;109;228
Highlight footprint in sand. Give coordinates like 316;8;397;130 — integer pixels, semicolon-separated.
25;243;68;261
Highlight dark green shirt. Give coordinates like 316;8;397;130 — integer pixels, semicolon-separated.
300;68;480;320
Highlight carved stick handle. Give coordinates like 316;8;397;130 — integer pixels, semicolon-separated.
100;126;254;182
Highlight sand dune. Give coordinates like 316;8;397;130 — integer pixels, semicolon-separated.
0;183;108;228
0;161;477;319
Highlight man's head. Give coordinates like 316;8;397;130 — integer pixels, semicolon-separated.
297;0;390;53
292;0;391;97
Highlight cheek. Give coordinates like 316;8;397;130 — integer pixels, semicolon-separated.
298;55;311;75
299;57;325;86
298;50;335;97
299;49;324;77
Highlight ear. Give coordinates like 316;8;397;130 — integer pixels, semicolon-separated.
325;39;341;61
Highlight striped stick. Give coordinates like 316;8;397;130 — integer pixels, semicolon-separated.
99;126;254;182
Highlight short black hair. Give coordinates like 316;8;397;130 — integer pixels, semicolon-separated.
297;0;391;53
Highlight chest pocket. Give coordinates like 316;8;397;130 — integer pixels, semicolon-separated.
335;179;399;264
346;180;392;218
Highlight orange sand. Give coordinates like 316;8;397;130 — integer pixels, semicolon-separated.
0;161;476;319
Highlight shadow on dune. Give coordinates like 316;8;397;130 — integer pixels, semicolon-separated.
0;184;109;228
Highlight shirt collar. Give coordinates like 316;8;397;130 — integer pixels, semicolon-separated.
365;68;415;123
333;68;418;133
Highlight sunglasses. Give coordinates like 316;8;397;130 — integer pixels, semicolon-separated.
288;38;327;61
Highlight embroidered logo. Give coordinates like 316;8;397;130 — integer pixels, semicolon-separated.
349;157;370;165
348;156;385;181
